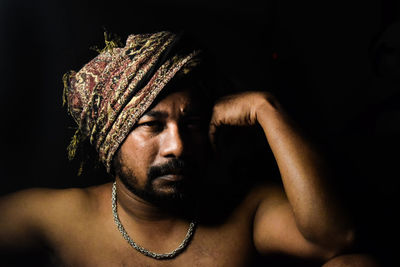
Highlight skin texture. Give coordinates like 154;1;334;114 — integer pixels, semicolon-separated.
0;88;380;266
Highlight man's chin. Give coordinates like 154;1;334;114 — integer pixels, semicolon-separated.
148;177;195;200
136;184;191;205
118;172;196;207
152;186;190;201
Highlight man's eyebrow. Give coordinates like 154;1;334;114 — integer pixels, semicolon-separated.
141;110;168;119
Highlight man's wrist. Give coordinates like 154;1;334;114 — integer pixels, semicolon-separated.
255;93;282;126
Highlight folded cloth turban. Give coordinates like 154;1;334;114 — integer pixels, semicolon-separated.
63;31;200;173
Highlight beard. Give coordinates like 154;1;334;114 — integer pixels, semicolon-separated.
113;152;197;207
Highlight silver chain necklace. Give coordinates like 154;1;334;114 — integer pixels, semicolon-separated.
111;181;197;260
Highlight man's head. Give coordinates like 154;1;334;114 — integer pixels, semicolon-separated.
64;32;204;171
64;31;217;203
113;78;213;204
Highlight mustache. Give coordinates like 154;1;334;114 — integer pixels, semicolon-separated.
148;159;192;181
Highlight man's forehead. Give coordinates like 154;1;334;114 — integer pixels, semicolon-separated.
141;90;202;118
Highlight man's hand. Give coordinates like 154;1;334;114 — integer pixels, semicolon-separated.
209;91;276;145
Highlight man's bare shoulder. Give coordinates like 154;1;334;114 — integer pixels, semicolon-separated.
0;183;113;250
2;183;111;214
222;182;285;226
242;182;285;210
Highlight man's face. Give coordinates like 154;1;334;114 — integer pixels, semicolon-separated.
113;87;211;204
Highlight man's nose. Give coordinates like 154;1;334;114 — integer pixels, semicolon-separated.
160;123;184;158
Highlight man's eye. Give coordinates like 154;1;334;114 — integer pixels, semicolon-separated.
138;121;163;130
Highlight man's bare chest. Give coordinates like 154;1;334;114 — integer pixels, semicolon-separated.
55;220;255;267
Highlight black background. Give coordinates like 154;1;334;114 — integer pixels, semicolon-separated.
1;0;399;265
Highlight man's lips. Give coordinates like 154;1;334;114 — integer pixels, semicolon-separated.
157;173;185;182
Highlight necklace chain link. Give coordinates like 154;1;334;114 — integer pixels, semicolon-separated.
111;181;196;260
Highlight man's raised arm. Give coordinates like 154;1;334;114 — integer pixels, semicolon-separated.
210;91;354;260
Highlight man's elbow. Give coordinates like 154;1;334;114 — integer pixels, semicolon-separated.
302;226;356;259
324;228;356;259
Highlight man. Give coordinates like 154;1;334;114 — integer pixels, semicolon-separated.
0;31;379;266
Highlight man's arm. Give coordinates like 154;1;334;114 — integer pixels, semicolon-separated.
210;91;354;260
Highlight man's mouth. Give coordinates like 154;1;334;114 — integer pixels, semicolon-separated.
158;173;185;182
148;159;192;183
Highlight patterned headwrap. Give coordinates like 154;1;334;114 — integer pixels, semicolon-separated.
63;31;200;173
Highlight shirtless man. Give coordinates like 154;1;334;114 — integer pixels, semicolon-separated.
0;32;379;266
